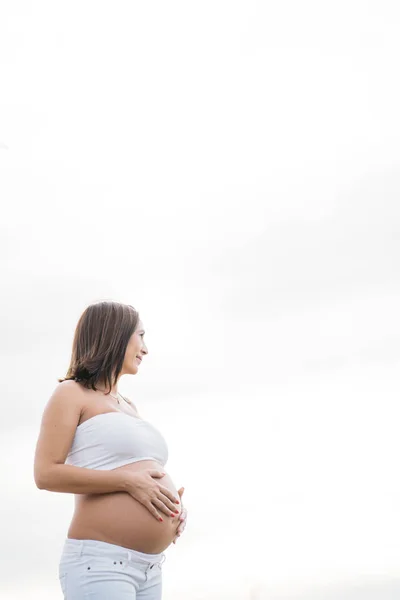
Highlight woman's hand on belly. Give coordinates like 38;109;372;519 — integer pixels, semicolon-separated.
173;507;187;544
72;479;184;553
172;487;187;544
121;465;181;522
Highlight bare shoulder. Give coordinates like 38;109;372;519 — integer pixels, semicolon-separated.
56;379;86;400
47;380;87;415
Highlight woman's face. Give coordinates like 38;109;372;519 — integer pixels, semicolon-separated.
122;320;148;375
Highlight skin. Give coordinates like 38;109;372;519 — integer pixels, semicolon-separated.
96;319;187;543
96;318;149;396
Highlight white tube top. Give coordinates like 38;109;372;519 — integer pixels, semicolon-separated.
65;411;169;470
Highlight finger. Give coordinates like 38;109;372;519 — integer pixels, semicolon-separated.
149;470;166;478
179;508;187;522
177;520;185;532
157;491;181;514
153;497;179;518
147;502;164;522
160;485;181;506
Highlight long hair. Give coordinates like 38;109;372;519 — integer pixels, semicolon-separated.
58;301;140;394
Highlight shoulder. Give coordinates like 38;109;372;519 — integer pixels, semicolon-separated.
40;380;85;426
56;379;86;397
53;379;84;396
50;380;87;411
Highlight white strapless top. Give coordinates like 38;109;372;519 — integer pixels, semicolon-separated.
65;411;169;470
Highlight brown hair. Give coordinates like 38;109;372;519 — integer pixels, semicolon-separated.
58;300;140;394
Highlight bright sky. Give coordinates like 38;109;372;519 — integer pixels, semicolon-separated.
1;1;400;598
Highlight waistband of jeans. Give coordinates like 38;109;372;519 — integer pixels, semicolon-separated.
63;538;166;567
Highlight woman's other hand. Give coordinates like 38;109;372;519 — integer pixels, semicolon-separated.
173;487;187;544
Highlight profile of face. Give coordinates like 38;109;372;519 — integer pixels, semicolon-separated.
121;320;148;376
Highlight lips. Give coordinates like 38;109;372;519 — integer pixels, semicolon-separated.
136;356;142;363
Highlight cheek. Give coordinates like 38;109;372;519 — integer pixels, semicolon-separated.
125;348;137;363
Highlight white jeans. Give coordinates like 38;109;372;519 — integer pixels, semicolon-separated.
58;538;166;599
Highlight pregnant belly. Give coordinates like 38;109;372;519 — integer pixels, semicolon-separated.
67;460;182;554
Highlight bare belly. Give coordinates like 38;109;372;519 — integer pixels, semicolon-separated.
67;460;182;554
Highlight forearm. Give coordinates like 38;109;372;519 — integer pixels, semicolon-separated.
36;463;128;494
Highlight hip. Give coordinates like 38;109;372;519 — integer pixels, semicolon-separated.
58;537;165;599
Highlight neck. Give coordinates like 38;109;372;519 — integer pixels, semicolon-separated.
96;383;119;396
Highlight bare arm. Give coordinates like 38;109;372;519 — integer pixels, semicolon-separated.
34;380;127;493
36;462;129;493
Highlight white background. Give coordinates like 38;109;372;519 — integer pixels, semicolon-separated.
1;1;400;598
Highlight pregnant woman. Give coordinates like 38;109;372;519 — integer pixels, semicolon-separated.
33;300;188;599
